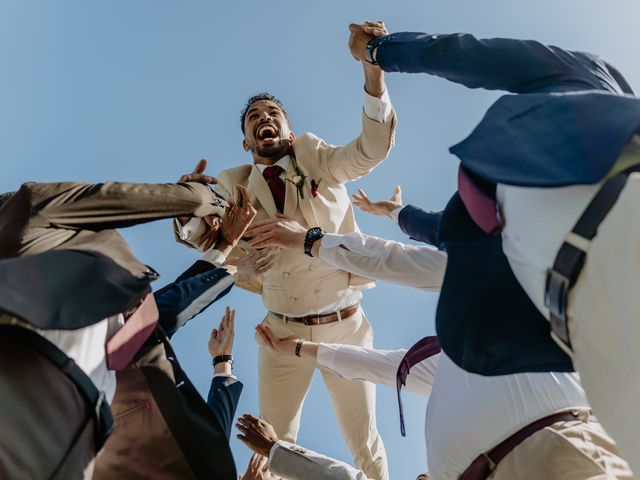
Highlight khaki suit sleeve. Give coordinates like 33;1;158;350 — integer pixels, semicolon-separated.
22;181;220;229
270;441;370;480
302;110;397;186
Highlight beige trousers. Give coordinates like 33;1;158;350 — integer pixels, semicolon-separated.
488;413;633;480
258;307;388;480
564;173;640;475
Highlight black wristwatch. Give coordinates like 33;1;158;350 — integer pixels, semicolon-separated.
304;227;325;257
213;354;233;369
366;37;381;65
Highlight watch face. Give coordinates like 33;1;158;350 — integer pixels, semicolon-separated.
308;227;323;240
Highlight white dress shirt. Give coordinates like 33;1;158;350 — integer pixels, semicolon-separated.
496;135;640;318
317;231;591;479
176;89;393;317
39;316;121;403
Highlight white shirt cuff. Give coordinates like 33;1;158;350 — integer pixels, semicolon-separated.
201;249;227;267
269;440;289;463
213;372;238;380
363;88;392;123
390;206;403;224
316;343;340;371
175;217;205;242
319;233;347;250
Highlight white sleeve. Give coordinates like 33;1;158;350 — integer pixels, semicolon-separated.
174;217;205;246
319;232;447;291
270;440;370;480
363;89;393;123
317;344;439;395
200;249;227;267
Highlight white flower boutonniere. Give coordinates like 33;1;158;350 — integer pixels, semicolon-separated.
285;158;307;200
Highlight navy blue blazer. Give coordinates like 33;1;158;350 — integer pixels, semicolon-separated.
376;32;640;186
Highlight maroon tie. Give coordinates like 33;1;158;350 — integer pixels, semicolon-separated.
263;165;286;213
396;335;441;436
457;166;502;234
105;293;158;371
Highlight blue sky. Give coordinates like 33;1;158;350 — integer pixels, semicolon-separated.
1;1;638;477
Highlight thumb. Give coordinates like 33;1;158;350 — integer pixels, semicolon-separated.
348;23;361;33
211;329;219;340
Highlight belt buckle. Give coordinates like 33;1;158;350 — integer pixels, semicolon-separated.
545;268;572;351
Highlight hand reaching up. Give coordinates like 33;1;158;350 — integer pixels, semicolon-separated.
352;185;402;218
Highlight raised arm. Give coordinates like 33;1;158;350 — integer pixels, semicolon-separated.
20;180;223;230
351;26;628;94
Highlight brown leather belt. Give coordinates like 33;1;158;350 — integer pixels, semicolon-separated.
459;410;583;480
270;303;360;326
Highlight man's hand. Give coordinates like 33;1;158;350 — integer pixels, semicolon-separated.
177;159;218;225
236;414;279;457
239;453;274;480
255;325;299;356
348;22;389;98
220;185;258;248
245;214;307;251
227;247;279;294
208;306;235;359
352;185;402;218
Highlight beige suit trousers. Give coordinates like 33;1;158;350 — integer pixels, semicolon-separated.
258;307;388;480
488;414;633;480
566;173;640;474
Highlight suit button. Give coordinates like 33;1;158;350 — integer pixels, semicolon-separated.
307;265;313;271
283;272;290;277
289;296;297;302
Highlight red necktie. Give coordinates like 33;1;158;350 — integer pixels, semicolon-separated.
457;166;502;234
105;293;158;371
263;165;286;213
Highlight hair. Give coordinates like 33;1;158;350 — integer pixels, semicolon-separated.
240;92;290;134
0;191;16;210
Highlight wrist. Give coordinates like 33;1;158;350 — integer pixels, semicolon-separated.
215;236;235;256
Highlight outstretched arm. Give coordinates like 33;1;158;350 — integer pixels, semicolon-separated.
256;325;438;395
20;179;223;230
351;25;627;94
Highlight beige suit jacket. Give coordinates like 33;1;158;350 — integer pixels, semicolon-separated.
0;181;224;277
188;110;397;314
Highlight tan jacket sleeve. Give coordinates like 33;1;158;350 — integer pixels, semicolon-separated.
301;110;397;186
22;181;221;230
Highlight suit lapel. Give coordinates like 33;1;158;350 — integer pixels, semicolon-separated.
248;165;277;218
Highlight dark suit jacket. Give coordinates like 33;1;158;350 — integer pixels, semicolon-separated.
375;32;640;187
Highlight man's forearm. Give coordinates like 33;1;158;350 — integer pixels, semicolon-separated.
24;181;221;230
375;32;591;94
362;63;385;98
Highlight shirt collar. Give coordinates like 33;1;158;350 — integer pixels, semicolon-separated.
255;155;291;174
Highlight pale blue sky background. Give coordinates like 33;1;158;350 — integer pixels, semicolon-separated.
1;1;638;478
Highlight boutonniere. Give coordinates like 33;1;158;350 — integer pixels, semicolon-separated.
285;156;307;200
310;179;322;198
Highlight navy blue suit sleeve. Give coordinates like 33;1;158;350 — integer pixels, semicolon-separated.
398;204;443;247
207;377;243;441
376;32;627;94
154;265;234;338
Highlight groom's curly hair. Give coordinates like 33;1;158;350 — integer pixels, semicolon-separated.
240;92;290;134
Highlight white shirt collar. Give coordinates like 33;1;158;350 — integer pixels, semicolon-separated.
255;155;291;174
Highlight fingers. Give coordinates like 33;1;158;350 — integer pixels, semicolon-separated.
193;159;207;174
255;325;273;349
181;173;218;185
391;184;402;202
249;232;275;249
